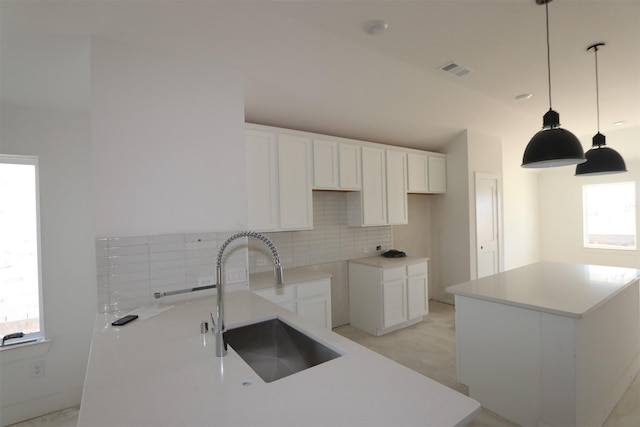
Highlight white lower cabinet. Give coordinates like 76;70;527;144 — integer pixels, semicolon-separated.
349;257;428;336
253;278;332;329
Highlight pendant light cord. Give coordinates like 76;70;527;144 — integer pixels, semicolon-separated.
594;45;600;133
545;0;553;110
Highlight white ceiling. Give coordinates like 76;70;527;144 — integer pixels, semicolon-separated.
2;0;639;153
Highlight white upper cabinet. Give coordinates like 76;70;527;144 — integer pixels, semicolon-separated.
313;139;361;191
278;134;314;230
247;123;445;229
427;154;446;193
347;147;407;226
246;130;279;231
348;146;387;226
338;143;361;190
407;152;447;194
246;129;313;232
385;149;408;225
407;153;429;193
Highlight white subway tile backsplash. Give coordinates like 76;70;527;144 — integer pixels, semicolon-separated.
96;230;249;313
96;194;393;312
108;236;149;247
108;245;148;257
249;192;393;273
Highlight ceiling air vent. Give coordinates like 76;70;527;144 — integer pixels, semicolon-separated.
439;61;471;77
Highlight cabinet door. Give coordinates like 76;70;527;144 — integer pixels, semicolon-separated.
339;143;361;190
407;153;429;193
313;139;338;189
407;275;428;319
428;155;446;193
382;279;407;329
386;150;408;225
246;130;279;231
361;146;387;225
278;134;313;230
297;295;332;329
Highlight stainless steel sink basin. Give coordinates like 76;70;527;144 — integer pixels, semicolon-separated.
224;318;341;383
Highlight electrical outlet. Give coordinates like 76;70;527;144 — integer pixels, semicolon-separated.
225;269;246;284
256;258;267;267
363;247;370;254
197;276;215;287
31;360;45;378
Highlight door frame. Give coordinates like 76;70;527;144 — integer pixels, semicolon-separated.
472;171;504;279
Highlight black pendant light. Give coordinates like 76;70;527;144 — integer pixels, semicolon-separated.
575;43;627;176
521;0;585;168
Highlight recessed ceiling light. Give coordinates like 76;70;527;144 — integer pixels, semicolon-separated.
515;93;533;100
364;20;389;36
613;121;626;126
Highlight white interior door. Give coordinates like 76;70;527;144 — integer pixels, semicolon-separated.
474;172;500;279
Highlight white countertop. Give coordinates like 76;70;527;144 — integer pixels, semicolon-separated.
349;255;428;268
250;267;331;290
78;290;480;426
446;262;640;318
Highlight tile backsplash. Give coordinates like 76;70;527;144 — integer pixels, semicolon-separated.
95;231;247;313
249;191;393;273
96;191;393;313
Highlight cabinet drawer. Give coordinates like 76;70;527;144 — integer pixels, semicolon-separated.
407;262;427;277
296;279;330;299
254;285;295;303
382;266;405;282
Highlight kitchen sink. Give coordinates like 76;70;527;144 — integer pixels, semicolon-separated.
224;318;341;383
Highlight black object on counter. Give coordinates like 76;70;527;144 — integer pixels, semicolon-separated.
382;249;406;258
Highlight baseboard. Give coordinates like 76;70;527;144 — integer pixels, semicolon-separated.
0;386;82;427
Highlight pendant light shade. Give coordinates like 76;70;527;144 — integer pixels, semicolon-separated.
575;43;627;176
522;110;585;168
521;0;585;168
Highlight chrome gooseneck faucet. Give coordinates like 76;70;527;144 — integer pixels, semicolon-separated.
212;231;284;357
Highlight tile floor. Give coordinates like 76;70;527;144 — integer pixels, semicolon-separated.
8;406;79;427
9;301;639;427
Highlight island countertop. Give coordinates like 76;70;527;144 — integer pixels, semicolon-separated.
446;262;640;318
78;290;480;426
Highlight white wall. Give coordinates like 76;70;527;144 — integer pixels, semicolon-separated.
538;126;640;268
501;135;541;270
91;38;246;237
431;132;470;302
431;130;506;303
1;28;248;425
0;104;96;426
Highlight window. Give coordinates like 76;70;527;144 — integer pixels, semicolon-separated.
583;182;637;250
0;155;43;347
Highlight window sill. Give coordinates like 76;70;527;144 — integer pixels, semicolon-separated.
0;339;51;363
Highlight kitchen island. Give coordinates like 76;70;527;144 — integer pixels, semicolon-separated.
446;262;640;427
78;290;480;426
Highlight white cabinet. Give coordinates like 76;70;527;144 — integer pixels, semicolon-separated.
312;139;361;190
347;147;407;226
338;143;361;190
385;149;408;224
246;129;313;231
253;278;332;329
428;154;446;193
349;257;428;336
407;152;447;194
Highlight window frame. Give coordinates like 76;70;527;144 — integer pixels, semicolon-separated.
582;181;637;251
0;154;45;348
